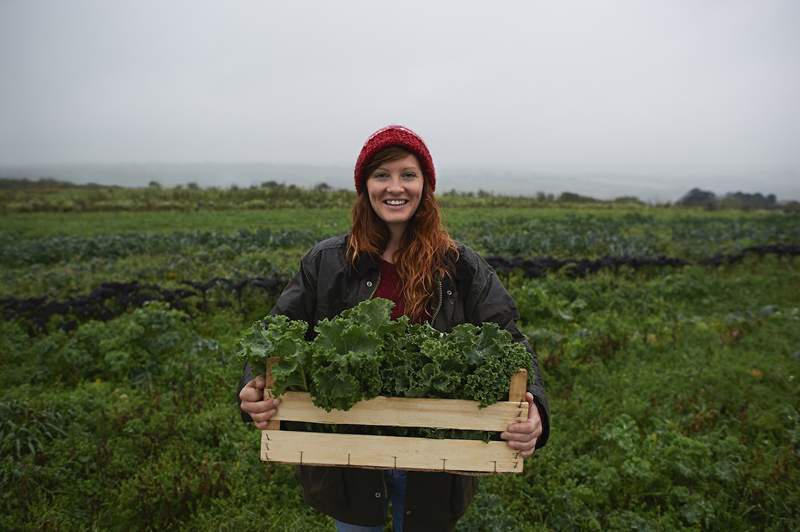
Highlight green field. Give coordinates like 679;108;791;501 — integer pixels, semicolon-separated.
2;200;799;530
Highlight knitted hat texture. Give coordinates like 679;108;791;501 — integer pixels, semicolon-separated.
353;125;436;194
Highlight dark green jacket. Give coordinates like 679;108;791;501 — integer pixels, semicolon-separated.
240;234;550;530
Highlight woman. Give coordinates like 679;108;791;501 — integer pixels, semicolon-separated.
239;125;550;531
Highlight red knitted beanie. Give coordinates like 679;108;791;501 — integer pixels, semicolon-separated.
353;125;436;195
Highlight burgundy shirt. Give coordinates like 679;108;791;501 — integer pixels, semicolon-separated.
373;258;406;320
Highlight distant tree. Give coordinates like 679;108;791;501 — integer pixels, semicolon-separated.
721;191;778;210
558;191;597;203
611;196;644;205
187;182;200;190
314;182;331;191
677;188;717;208
148;180;161;188
260;180;281;188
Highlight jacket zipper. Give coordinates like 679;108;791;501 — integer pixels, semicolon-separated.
430;279;443;324
372;269;390;504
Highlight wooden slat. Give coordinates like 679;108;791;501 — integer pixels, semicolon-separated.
264;357;280;430
509;369;528;403
262;431;523;473
273;392;523;431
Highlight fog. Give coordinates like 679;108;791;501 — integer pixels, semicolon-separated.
1;1;799;200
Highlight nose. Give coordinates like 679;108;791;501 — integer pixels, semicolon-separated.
386;177;404;194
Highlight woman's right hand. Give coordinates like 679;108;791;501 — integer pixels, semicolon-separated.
239;375;281;429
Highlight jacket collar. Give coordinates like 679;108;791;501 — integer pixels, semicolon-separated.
353;252;380;276
344;234;380;277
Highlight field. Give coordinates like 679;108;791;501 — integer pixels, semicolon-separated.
1;191;799;530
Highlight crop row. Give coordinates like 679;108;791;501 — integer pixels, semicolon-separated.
1;276;288;333
487;243;800;278
457;214;800;258
4;245;798;333
3;214;798;267
0;229;321;267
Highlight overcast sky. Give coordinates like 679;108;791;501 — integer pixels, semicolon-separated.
1;1;798;197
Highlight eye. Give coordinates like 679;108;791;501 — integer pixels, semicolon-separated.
371;172;389;180
402;171;418;180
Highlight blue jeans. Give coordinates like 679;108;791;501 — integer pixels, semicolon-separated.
335;469;407;532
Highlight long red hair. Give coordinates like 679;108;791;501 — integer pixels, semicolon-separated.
347;147;457;322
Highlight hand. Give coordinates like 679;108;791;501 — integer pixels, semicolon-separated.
239;375;281;430
500;392;542;459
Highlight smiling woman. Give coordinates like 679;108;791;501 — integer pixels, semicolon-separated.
238;125;550;531
347;127;459;323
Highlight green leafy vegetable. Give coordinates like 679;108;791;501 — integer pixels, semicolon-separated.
238;298;532;411
238;314;310;396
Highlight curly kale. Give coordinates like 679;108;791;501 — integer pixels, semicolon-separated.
461;322;531;407
238;298;532;412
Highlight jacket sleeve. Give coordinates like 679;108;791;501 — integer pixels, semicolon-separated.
238;248;320;422
466;258;551;449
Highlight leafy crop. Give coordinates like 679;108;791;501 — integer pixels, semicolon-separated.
238;298;532;411
452;212;800;258
0;228;322;267
2;206;799;531
0;399;70;459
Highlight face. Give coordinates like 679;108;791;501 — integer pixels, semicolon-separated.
365;153;424;232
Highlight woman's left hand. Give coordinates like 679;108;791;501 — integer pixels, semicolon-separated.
500;392;542;459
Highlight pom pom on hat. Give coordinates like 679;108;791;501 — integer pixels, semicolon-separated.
353;125;436;194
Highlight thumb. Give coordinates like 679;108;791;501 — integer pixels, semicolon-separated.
252;375;266;389
526;392;536;420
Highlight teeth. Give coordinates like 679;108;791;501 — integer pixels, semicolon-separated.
385;200;407;206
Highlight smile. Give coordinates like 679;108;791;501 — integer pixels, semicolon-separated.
383;199;408;206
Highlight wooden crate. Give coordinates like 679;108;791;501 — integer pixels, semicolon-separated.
260;358;529;474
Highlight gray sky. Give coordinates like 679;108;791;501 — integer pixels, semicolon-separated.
1;1;799;198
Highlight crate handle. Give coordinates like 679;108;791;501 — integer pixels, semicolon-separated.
509;368;528;403
265;356;281;431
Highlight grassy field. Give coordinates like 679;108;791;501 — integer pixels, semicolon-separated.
1;203;799;530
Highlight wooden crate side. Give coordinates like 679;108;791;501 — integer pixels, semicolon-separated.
509;369;528;403
262;431;523;473
273;392;523;431
264;357;280;430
